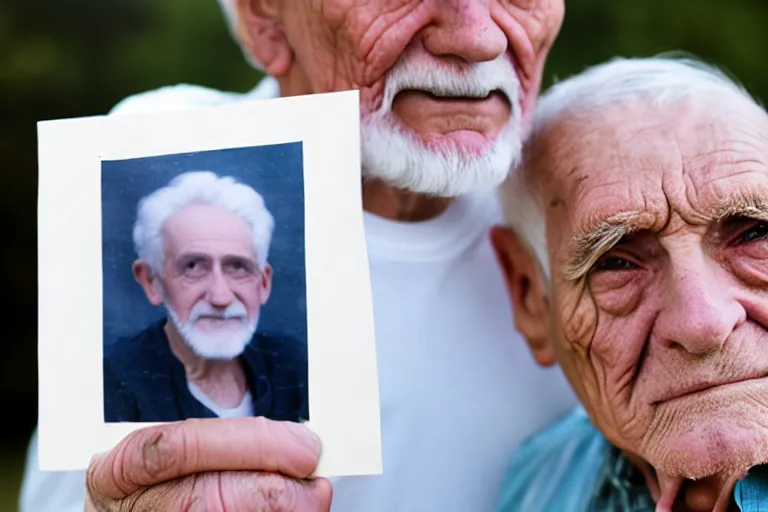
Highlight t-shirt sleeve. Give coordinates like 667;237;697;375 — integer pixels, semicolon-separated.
18;429;86;512
108;84;237;115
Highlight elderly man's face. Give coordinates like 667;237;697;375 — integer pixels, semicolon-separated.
505;97;768;480
140;203;272;359
242;0;564;195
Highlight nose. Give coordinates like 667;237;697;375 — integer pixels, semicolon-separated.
655;253;745;356
207;267;236;308
422;0;507;63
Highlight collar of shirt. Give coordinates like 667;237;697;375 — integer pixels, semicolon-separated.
735;465;768;511
593;448;768;511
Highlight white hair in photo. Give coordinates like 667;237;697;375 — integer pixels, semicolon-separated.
133;170;275;275
499;55;762;282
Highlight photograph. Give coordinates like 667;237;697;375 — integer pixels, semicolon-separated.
10;1;768;511
101;143;309;424
37;91;382;477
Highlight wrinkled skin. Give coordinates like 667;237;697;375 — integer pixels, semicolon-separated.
86;2;568;510
136;203;272;328
133;203;273;406
496;96;768;511
260;0;561;120
238;0;564;218
85;418;331;512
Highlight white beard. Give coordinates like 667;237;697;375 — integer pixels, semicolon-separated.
360;53;524;197
165;300;259;360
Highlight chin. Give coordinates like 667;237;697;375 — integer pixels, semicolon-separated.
166;304;259;360
647;408;768;480
183;328;254;360
171;313;257;361
360;114;522;197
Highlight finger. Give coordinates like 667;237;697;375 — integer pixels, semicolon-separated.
126;471;333;512
88;417;321;501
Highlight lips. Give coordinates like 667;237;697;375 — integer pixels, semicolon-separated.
196;315;245;323
396;87;509;104
654;374;768;405
392;90;511;123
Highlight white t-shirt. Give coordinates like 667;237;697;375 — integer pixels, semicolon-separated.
19;78;577;512
187;381;255;419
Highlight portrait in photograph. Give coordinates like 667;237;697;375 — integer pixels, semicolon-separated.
37;91;382;477
100;143;308;425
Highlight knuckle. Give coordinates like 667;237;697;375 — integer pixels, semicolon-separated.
250;415;271;433
189;472;227;512
250;416;280;446
133;423;192;484
261;475;299;511
249;473;299;512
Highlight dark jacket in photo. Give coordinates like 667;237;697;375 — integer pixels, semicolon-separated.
103;319;309;423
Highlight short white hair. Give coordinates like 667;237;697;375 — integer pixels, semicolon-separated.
216;0;265;70
133;171;275;275
499;55;763;281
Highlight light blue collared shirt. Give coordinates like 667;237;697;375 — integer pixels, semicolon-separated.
497;407;768;511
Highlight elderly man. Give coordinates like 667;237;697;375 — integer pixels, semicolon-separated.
492;56;768;511
20;1;576;511
104;171;307;423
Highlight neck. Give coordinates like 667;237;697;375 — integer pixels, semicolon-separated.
362;178;453;221
625;453;742;512
164;321;247;408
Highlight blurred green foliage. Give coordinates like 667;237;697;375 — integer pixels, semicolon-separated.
0;0;766;508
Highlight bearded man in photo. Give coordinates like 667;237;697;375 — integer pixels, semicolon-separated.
103;170;307;424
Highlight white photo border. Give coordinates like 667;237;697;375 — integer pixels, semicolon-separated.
37;90;382;476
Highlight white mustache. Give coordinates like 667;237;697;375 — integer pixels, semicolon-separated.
381;54;521;119
188;300;248;323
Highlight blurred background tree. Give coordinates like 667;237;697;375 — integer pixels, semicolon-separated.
1;0;766;508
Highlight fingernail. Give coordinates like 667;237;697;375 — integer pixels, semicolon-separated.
287;422;322;454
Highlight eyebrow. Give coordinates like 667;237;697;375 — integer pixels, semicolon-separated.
710;190;768;222
174;252;258;267
563;190;768;282
564;211;649;282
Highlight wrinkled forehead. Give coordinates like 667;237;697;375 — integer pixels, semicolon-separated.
536;96;768;232
163;204;253;247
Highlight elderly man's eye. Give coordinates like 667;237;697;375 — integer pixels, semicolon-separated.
738;221;768;244
224;258;256;278
181;258;208;277
593;255;638;272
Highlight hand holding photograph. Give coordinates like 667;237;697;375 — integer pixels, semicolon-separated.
37;90;381;477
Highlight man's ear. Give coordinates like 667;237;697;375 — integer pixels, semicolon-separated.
132;260;163;306
490;225;557;367
234;0;293;77
259;263;273;304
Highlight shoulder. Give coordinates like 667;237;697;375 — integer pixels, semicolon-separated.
246;334;308;388
103;321;172;421
103;320;167;376
19;429;86;512
497;407;610;512
108;84;242;115
250;333;307;364
107;77;279;116
105;321;159;356
247;334;308;421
